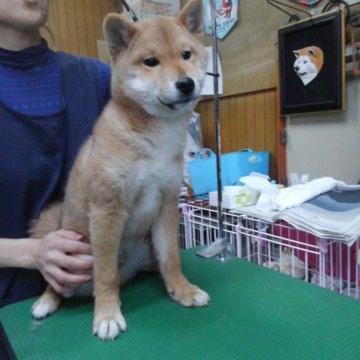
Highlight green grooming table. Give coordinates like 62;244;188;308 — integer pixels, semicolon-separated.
1;248;360;360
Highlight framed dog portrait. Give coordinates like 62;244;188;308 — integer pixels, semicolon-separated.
278;10;345;115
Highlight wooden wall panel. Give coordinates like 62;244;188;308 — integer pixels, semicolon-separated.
196;89;278;181
40;1;281;181
42;0;113;58
200;2;284;96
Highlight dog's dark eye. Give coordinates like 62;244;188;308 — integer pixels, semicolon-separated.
181;50;191;60
144;58;159;67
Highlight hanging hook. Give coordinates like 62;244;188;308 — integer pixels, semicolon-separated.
120;0;139;22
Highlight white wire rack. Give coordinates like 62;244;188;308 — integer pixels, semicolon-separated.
178;197;360;300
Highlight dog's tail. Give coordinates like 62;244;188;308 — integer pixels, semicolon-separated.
28;202;63;238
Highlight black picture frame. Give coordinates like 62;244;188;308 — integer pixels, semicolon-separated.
278;10;345;115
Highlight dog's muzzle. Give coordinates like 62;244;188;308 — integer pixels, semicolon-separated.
158;76;198;110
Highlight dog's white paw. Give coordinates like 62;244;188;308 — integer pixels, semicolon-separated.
31;297;60;319
170;284;210;307
93;311;127;340
193;288;210;307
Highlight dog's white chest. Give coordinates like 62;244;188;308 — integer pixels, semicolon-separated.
124;146;181;232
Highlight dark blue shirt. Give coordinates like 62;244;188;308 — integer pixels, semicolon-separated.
0;40;111;307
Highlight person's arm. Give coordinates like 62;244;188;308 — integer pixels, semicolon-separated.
0;238;38;268
0;230;93;295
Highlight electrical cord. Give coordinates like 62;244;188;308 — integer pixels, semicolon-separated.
322;0;350;24
349;11;360;27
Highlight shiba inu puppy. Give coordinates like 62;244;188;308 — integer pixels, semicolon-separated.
30;0;209;340
293;46;324;85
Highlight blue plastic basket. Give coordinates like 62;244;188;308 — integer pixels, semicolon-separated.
187;148;270;195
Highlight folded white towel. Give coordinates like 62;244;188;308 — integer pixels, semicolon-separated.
275;177;345;211
240;175;345;212
240;175;279;211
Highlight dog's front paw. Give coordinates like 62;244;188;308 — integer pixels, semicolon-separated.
191;287;210;306
169;284;210;307
93;309;127;340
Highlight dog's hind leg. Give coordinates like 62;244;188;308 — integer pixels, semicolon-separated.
28;202;63;239
152;198;210;307
89;202;127;340
31;286;62;318
30;202;63;318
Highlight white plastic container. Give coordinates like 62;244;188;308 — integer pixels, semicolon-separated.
209;186;259;209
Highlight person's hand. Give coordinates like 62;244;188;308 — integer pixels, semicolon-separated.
34;229;93;295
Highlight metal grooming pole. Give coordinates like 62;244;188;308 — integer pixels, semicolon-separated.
196;0;232;260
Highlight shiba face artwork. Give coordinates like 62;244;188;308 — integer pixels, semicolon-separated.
293;46;324;85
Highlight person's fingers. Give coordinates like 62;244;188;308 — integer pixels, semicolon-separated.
56;229;84;241
46;230;92;255
52;230;92;255
61;253;93;272
64;240;92;256
45;265;92;294
37;230;94;295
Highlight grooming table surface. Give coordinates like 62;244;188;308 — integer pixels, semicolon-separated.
1;248;360;359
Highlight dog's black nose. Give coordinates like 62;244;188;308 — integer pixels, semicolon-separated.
176;77;195;95
294;66;299;71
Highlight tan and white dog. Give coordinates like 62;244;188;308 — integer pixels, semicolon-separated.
30;0;209;340
293;46;324;86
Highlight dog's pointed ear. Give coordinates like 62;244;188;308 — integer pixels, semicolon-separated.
103;13;136;62
293;50;300;58
178;0;204;38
